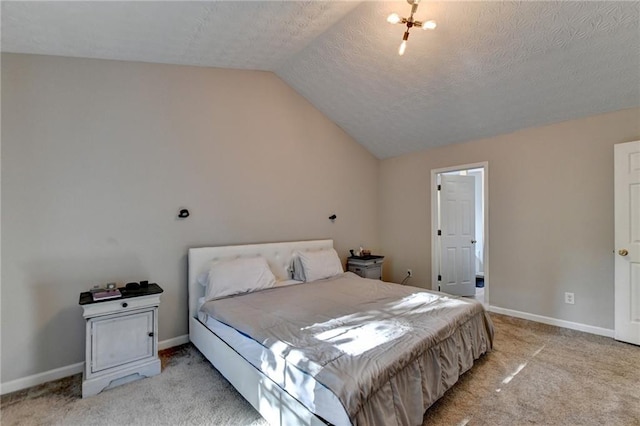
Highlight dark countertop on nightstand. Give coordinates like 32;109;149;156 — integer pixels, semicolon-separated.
79;283;163;305
348;255;384;261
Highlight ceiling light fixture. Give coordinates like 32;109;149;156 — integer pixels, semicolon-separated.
387;0;436;56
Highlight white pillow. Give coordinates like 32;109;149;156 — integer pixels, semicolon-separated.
295;249;344;282
204;256;276;302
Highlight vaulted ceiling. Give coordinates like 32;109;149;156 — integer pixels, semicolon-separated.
3;1;639;159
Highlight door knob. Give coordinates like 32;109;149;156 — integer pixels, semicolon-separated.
471;240;477;244
618;249;629;257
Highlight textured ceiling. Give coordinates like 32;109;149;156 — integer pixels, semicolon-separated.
2;1;639;159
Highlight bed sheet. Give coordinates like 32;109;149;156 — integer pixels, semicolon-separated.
200;273;493;426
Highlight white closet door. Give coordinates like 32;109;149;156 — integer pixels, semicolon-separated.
440;175;476;296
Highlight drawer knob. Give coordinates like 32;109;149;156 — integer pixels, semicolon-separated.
121;302;128;308
148;332;154;337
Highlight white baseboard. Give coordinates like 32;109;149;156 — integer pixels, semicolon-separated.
0;361;85;396
2;309;615;396
0;334;190;395
488;305;615;338
158;334;189;351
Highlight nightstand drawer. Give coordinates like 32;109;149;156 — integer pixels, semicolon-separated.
82;294;160;318
349;264;382;279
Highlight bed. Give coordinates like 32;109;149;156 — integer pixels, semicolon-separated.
188;240;493;426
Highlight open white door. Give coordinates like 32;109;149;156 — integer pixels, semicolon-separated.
614;140;640;345
439;175;476;296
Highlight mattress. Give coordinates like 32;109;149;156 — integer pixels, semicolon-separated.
199;273;494;426
203;316;350;425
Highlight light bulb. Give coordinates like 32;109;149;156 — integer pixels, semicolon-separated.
423;20;437;30
398;40;407;56
387;13;401;24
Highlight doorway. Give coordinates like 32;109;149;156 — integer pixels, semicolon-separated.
431;162;489;305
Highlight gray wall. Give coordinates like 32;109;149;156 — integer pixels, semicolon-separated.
3;51;638;385
1;53;379;382
379;108;640;329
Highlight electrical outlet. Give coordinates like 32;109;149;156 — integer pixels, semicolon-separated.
407;269;413;277
564;292;575;304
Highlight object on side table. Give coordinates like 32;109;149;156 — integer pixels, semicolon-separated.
91;289;122;301
79;283;163;398
347;255;384;280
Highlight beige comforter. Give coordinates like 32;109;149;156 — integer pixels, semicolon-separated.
201;272;493;426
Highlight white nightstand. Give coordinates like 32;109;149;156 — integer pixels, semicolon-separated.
347;255;385;280
79;284;163;398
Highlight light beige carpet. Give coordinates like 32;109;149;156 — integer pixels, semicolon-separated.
2;313;639;425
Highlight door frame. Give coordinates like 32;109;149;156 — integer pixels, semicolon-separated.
431;161;489;304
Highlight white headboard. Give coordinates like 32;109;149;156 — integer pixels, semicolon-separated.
188;239;334;319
